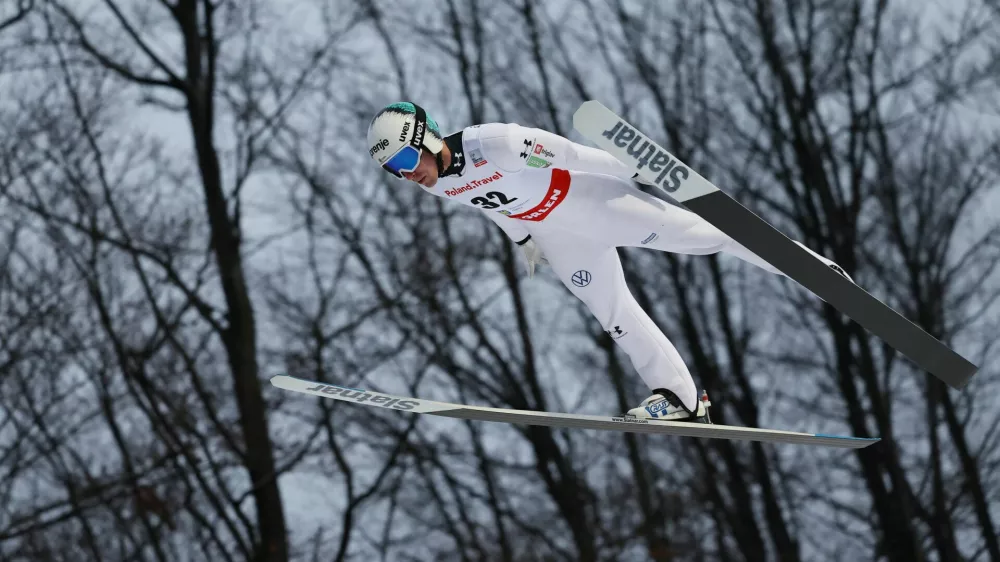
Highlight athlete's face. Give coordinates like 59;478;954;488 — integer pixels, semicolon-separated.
402;149;440;188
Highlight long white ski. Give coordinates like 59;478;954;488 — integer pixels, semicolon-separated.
271;375;879;449
572;100;977;389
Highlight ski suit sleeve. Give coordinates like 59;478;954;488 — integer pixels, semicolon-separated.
477;123;636;180
505;124;637;180
482;209;531;245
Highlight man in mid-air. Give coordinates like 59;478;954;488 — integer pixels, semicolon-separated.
366;102;852;423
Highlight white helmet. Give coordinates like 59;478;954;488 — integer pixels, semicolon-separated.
367;102;445;177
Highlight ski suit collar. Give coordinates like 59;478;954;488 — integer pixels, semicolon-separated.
440;131;466;177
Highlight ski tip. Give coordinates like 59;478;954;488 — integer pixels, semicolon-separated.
576;99;606;111
814;433;881;445
572;100;609;129
270;374;312;391
950;361;979;389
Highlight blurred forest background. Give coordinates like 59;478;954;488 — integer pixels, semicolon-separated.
1;0;999;560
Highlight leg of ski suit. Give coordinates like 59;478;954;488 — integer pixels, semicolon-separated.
527;230;700;410
548;171;785;273
526;172;794;410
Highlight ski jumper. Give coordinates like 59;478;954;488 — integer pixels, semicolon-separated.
428;123;783;411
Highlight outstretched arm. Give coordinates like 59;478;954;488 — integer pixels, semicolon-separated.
482;210;547;277
478;122;635;180
513;125;637;180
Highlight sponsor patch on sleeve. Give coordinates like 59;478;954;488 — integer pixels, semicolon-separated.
470;148;487;167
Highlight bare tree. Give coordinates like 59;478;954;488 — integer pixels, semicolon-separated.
705;0;1000;559
0;0;361;559
2;0;998;561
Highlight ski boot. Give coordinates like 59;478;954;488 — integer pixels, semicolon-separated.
625;389;712;424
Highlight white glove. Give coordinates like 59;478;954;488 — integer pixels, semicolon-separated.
517;236;548;278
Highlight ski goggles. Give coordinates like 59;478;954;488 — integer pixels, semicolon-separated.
382;105;429;178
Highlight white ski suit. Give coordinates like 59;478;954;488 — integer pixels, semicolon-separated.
427;123;784;410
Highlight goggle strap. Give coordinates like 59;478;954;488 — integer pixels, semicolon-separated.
410;105;428;150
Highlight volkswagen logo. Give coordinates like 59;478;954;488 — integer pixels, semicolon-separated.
571;270;592;287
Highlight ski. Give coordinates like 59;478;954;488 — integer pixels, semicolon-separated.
572;100;977;389
271;375;879;449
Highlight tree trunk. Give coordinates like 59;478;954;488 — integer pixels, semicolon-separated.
176;1;288;559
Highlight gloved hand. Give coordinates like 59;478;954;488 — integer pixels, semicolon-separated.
517;236;548;278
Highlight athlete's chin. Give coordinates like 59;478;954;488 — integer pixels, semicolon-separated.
421;177;438;188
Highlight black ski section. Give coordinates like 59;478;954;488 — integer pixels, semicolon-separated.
683;191;977;388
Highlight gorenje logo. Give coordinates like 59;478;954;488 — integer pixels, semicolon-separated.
305;383;419;410
399;121;411;142
600;121;690;193
370;138;390;157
